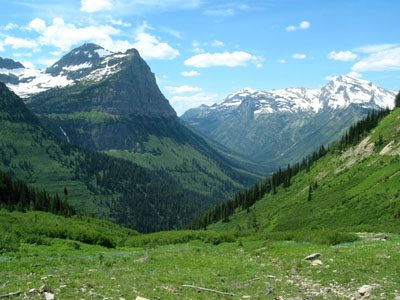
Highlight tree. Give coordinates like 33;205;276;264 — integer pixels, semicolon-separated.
308;184;312;201
395;91;400;108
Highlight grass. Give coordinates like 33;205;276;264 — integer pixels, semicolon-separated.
0;227;399;299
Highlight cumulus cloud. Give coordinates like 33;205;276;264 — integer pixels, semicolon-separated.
132;23;179;60
0;40;4;52
328;50;357;61
352;47;400;71
81;0;113;13
185;51;262;68
13;53;33;57
21;61;35;69
292;53;306;59
169;92;220;116
109;19;131;27
181;70;200;77
285;21;310;32
4;37;38;49
211;40;224;47
29;18;46;32
4;23;18;30
165;85;202;94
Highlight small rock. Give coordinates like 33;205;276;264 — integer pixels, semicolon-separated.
39;284;52;293
359;285;373;296
60;285;67;289
267;275;276;279
29;288;38;294
111;277;116;280
305;253;322;260
243;296;251;299
311;260;323;266
394;296;400;300
34;264;40;267
136;297;150;300
44;292;54;300
41;276;47;281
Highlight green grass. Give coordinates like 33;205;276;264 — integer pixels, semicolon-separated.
1;224;399;299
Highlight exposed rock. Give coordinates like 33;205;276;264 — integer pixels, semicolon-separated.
28;288;38;294
363;235;388;241
267;275;276;279
44;292;54;300
39;284;52;293
358;284;381;296
311;260;323;266
305;253;322;260
135;297;150;300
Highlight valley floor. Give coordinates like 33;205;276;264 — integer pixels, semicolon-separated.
1;233;400;300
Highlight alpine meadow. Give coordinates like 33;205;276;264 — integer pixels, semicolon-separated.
1;1;400;299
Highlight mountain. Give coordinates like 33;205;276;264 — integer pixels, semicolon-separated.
0;82;238;232
200;106;400;233
182;76;397;166
1;45;262;222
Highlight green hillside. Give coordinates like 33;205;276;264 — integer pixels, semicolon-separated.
0;82;234;233
205;108;400;233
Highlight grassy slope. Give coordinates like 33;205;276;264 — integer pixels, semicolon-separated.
210;108;400;233
1;209;399;299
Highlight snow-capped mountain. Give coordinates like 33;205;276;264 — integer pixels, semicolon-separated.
199;76;395;117
0;43;132;98
181;77;397;166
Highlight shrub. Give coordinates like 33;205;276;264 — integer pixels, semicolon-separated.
0;230;19;253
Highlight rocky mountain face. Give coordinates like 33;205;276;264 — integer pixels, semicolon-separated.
181;76;397;166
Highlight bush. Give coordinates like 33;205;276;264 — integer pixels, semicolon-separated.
0;230;19;253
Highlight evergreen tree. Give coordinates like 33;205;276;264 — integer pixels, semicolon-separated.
395;91;400;108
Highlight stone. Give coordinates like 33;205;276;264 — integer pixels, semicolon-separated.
359;285;375;296
311;260;323;266
305;253;322;260
136;297;150;300
267;275;276;279
39;284;52;293
44;292;54;300
28;288;38;294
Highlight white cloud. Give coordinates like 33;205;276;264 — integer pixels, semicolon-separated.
13;53;33;57
181;70;200;77
286;21;310;32
256;63;263;68
325;75;337;81
29;18;46;32
278;59;286;63
292;53;306;59
193;47;205;53
328;50;357;61
354;44;397;53
352;47;400;71
211;40;224;47
29;17;131;52
0;40;4;52
81;0;113;13
347;71;362;78
36;57;58;67
4;37;38;49
185;51;262;68
132;23;179;60
109;19;131;27
192;40;200;47
49;51;63;56
4;23;18;30
170;92;220;116
160;26;182;39
204;8;235;17
165;85;202;94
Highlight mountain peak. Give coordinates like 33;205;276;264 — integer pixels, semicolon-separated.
0;57;25;70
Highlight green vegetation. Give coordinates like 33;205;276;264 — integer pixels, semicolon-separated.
0;82;239;233
1;210;399;299
204;108;400;234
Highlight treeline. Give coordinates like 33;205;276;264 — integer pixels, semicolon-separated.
0;169;75;216
189;107;393;230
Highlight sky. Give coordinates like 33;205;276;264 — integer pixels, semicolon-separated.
0;0;399;115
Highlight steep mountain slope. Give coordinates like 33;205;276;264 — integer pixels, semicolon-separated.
0;44;261;198
0;82;231;232
208;107;400;232
182;76;396;166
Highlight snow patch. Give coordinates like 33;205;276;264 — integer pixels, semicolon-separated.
63;62;92;72
95;48;113;58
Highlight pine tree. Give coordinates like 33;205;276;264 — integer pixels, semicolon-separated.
395;91;400;108
308;184;312;201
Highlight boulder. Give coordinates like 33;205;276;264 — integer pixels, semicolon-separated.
44;292;54;300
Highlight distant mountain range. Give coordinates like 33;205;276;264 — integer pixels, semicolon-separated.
182;76;396;166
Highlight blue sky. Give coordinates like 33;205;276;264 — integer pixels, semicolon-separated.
0;0;399;115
